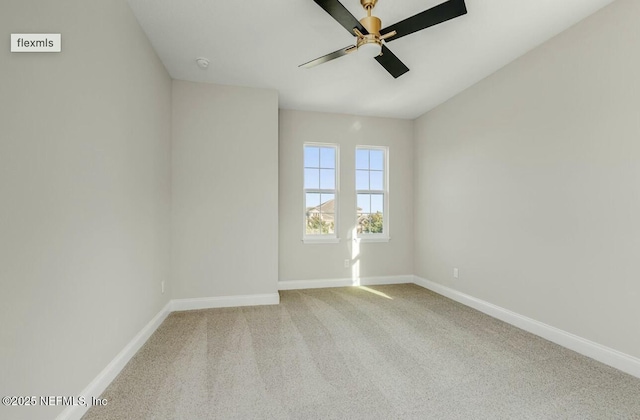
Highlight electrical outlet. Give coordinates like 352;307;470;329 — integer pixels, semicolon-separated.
453;268;459;279
161;281;165;294
344;259;350;268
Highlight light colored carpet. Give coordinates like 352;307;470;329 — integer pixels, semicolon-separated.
83;284;640;419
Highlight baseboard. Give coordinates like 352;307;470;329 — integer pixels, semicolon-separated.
413;276;640;379
171;292;280;311
57;300;173;420
278;275;414;290
59;277;639;420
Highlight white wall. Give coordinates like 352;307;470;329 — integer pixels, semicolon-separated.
414;0;640;359
171;80;279;298
279;110;413;282
0;1;172;419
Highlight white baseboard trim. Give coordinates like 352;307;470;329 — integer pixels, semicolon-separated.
60;277;640;420
413;276;640;379
57;300;173;420
278;275;414;290
171;292;280;312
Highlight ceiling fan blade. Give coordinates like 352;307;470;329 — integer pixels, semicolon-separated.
374;45;409;78
380;0;467;42
299;45;357;68
313;0;369;36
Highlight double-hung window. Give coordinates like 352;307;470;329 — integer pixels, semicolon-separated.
356;146;388;240
304;144;339;242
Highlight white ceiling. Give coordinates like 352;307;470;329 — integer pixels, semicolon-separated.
127;0;614;119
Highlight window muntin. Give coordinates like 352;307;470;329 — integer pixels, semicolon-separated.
304;144;338;239
356;147;388;237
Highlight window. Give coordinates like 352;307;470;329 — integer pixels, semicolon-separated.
356;146;388;239
304;144;338;242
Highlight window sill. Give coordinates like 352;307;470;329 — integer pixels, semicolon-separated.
303;237;341;244
355;236;390;243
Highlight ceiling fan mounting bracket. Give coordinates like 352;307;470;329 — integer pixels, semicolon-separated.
360;0;378;11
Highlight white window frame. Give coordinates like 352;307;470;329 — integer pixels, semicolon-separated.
355;145;389;242
303;143;340;244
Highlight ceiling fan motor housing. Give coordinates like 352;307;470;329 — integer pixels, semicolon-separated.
360;15;381;34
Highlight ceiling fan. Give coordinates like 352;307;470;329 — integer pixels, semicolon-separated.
299;0;467;78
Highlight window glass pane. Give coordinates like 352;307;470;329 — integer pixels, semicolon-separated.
370;171;383;190
306;193;320;209
320;147;335;169
370;150;384;170
357;194;370;214
322;213;335;234
307;213;333;235
371;194;384;213
357;214;371;234
356;149;369;170
319;169;335;189
320;193;335;213
306;214;320;235
304;146;320;168
369;212;383;234
356;170;369;190
304;168;320;189
306;192;322;235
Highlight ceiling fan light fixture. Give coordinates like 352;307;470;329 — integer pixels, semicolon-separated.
357;36;382;58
